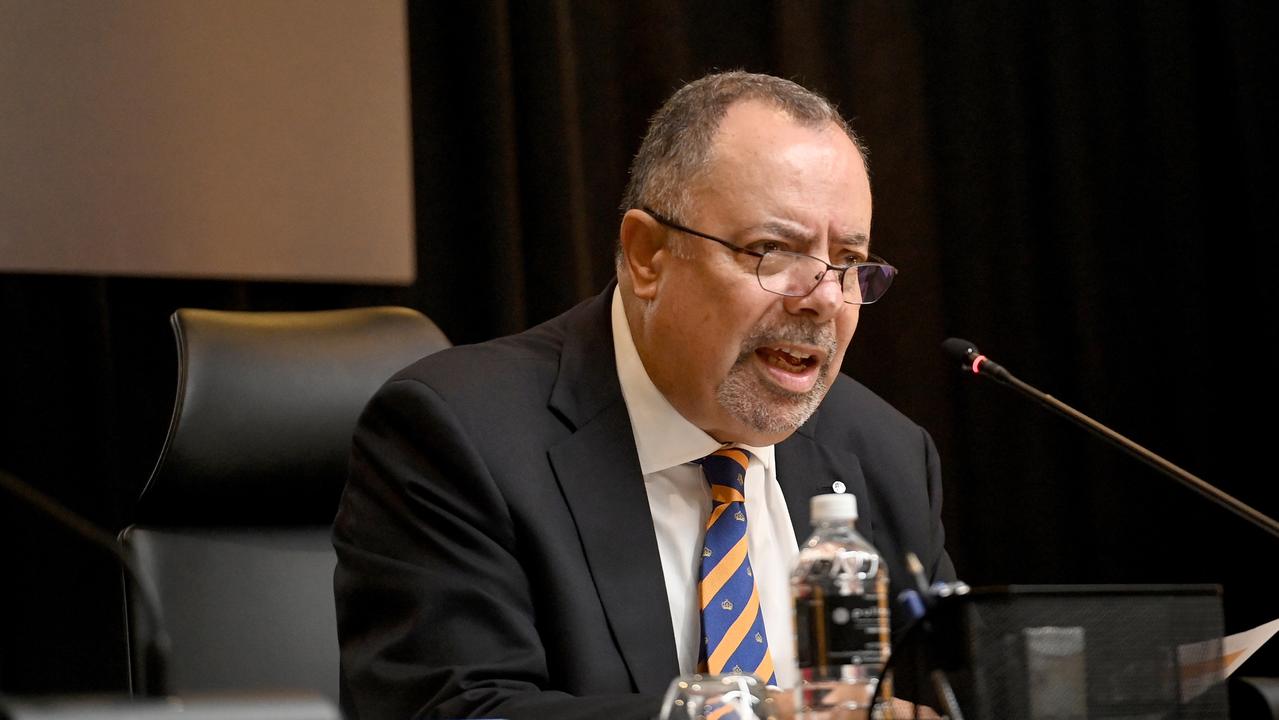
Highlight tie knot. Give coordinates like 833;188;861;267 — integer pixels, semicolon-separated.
699;447;749;491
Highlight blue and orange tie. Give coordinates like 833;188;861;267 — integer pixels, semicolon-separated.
696;447;777;686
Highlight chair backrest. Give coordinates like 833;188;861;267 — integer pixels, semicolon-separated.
120;307;450;702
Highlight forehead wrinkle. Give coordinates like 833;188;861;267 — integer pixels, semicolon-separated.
756;221;814;243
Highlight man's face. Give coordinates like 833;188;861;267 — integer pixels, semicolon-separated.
630;100;873;446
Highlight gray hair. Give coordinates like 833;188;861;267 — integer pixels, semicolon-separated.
619;71;867;227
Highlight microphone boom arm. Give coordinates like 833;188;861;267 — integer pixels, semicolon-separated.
944;338;1279;541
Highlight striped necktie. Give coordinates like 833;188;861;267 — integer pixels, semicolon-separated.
696;447;777;685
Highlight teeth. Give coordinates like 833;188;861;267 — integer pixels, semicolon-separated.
762;350;808;371
767;354;799;370
771;346;813;361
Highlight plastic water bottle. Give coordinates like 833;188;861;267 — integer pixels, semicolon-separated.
792;493;890;718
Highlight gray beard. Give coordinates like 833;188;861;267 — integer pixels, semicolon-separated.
714;316;838;436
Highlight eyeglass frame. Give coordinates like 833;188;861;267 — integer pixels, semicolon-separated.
639;206;897;305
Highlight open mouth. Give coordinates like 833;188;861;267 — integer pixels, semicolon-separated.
754;346;819;373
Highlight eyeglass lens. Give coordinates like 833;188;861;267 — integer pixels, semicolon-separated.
756;253;893;304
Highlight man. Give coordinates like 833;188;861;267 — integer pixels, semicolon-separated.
334;71;954;719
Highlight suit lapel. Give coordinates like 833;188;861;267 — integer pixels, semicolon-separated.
776;425;875;546
548;403;677;694
546;284;679;694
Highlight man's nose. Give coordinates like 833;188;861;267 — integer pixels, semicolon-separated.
784;268;844;321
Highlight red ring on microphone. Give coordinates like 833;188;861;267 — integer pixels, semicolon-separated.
970;355;987;374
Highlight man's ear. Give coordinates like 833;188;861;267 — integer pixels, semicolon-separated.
618;208;666;300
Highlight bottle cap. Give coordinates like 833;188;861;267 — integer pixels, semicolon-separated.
810;492;857;522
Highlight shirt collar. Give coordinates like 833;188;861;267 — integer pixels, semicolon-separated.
610;285;776;475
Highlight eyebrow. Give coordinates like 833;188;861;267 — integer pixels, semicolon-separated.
755;221;870;249
835;233;870;248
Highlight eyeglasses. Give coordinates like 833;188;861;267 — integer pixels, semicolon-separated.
641;207;897;305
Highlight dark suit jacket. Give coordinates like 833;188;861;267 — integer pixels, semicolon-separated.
333;285;954;720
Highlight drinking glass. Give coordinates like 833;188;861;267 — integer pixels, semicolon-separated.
656;673;780;720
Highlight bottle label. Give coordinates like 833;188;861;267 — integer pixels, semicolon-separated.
794;584;889;671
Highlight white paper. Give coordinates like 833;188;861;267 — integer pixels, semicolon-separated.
1177;617;1279;703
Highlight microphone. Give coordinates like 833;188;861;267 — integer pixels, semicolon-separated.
0;467;170;696
942;338;1279;540
941;337;1011;381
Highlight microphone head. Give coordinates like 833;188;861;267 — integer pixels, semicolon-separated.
942;337;981;365
943;337;1011;381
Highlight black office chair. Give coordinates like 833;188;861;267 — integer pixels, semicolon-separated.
119;307;450;703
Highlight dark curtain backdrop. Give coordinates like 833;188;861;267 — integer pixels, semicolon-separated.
2;0;1275;695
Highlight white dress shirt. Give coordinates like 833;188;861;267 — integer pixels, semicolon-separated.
610;287;800;689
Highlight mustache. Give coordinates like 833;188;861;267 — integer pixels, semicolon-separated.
735;317;838;365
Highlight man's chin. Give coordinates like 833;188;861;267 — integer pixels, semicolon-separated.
716;370;828;440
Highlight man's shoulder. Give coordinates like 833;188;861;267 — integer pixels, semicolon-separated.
382;289;609;404
394;320;562;387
